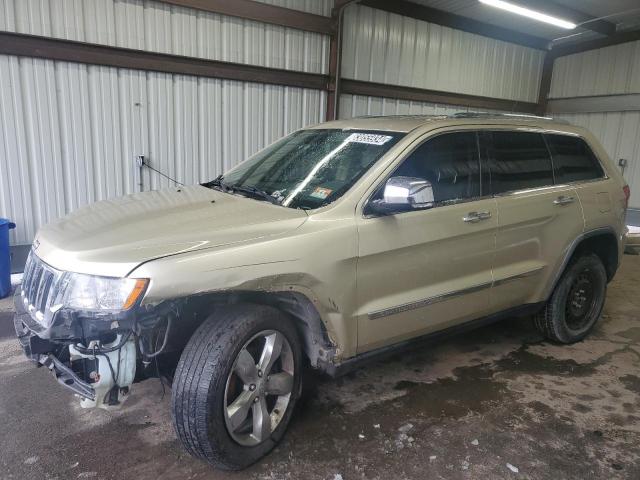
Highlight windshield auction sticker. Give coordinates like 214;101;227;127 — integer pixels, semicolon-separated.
347;133;393;145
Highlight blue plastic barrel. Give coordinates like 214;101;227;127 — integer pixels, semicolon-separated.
0;218;16;299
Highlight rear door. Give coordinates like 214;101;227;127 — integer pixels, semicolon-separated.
484;129;584;312
356;130;497;353
545;133;617;232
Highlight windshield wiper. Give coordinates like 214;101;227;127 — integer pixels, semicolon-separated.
202;175;229;192
203;176;281;205
228;185;282;205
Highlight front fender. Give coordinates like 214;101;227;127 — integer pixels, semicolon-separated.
128;219;359;357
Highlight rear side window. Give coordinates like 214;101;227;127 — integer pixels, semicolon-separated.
487;131;554;195
545;134;605;184
391;131;481;204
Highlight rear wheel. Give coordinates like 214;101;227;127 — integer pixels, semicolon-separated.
534;253;607;343
171;304;302;470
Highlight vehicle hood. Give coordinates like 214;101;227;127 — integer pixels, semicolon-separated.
33;185;308;277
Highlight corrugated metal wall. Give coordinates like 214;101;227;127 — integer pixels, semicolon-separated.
0;0;329;245
550;41;640;98
338;93;502;118
556;112;640;209
549;42;640;210
0;55;326;245
341;5;544;103
0;0;330;74
1;0;544;246
256;0;332;16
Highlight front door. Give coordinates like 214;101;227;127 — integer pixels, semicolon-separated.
355;130;497;353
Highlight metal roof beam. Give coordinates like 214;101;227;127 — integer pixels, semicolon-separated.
154;0;335;35
341;79;539;113
551;28;640;57
0;32;329;90
359;0;550;50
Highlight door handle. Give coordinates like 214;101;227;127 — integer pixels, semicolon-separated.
553;195;575;206
463;211;492;223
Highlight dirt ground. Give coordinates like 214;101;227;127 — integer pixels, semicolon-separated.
1;255;640;480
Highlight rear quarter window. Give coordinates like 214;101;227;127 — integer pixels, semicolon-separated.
545;134;605;184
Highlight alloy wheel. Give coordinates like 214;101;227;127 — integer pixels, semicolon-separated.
223;330;295;446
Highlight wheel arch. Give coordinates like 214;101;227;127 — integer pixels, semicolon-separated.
546;227;619;299
155;289;337;372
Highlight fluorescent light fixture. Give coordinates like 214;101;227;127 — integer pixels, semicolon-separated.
479;0;577;29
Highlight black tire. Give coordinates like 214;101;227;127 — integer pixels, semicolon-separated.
171;304;302;470
534;253;607;343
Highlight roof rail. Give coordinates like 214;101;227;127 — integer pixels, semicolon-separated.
450;112;569;123
351;114;445;119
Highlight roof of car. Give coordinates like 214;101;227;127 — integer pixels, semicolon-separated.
307;112;572;133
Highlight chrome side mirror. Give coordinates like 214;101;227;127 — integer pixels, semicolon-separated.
368;176;434;215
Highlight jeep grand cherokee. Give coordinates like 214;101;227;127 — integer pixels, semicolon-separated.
14;113;629;469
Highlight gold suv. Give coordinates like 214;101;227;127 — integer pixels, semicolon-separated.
14;113;629;469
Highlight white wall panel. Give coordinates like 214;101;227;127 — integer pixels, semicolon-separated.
341;5;544;103
0;55;326;245
256;0;332;16
0;0;329;74
549;40;640;208
558;112;640;209
550;41;640;99
339;94;506;119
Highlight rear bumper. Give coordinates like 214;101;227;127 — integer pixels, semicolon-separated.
625;227;640;254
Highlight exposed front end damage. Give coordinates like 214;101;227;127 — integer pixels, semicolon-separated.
12;250;180;409
15;293;128;407
14;251;341;410
13;286;176;409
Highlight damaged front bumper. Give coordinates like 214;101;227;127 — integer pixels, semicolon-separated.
39;354;96;401
13;290;137;409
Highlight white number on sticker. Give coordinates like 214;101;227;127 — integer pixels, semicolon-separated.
346;133;393;145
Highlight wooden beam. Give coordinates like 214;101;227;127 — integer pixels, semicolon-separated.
536;53;555;115
341;79;539;114
551;29;640;58
0;32;329;91
156;0;334;35
511;0;615;37
359;0;549;50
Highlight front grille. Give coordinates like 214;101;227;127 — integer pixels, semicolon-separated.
21;251;64;327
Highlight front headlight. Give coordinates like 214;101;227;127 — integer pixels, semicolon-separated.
55;273;149;312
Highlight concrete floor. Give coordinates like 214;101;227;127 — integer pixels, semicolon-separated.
1;256;640;480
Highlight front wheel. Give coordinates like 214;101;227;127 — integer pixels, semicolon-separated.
171;304;302;470
534;253;607;343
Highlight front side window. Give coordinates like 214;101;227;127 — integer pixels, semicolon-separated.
208;129;404;210
487;131;554;195
372;131;481;206
545;134;605;184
